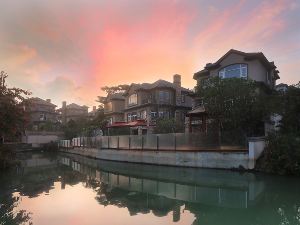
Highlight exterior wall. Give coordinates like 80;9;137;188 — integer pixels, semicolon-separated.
22;131;63;148
61;147;249;169
27;102;57;124
112;99;125;113
208;53;272;86
61;107;88;123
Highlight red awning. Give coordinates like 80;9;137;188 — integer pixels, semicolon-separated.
106;119;148;128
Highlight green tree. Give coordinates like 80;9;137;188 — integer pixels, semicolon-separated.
257;82;300;175
196;77;271;136
154;118;178;134
100;84;130;95
63;108;107;139
0;71;31;142
279;82;300;135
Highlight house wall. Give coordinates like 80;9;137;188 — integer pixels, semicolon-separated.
28;103;57;124
208;53;272;86
112;99;125;113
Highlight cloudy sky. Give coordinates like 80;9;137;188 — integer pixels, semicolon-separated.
1;0;299;109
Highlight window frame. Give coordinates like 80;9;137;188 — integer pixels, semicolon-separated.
158;90;170;104
128;93;138;106
218;63;248;79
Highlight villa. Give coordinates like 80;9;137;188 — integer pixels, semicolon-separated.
188;49;280;133
58;101;89;124
25;97;58;131
104;75;193;135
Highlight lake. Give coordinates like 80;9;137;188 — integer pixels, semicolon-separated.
0;151;299;225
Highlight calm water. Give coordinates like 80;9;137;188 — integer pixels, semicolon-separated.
0;152;300;225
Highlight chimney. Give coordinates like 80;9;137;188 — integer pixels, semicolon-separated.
93;106;96;112
173;74;181;88
46;99;51;103
62;101;67;108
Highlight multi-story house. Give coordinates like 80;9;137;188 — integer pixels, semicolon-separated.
26;98;58;130
188;49;280;133
193;49;279;87
58;101;89;124
102;93;125;125
121;75;192;134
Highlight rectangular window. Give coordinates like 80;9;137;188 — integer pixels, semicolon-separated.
128;93;137;106
151;111;157;119
181;94;186;103
219;64;248;79
158;111;170;118
128;112;137;121
158;91;170;104
140;110;147;119
127;113;132;122
40;114;46;121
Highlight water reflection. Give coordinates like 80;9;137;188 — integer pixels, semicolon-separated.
1;152;300;225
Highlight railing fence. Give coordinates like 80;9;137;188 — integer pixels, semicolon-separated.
59;132;247;151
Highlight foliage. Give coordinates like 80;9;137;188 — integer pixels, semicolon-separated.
153;118;181;134
278;82;300;135
258;133;300;175
100;84;130;95
0;193;32;225
63;109;107;139
256;82;300;175
0;71;31;141
196;77;271;136
97;84;129;105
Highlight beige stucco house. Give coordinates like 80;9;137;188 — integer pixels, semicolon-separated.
193;49;280;87
188;49;280;133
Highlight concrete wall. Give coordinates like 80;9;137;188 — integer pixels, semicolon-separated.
61;147;249;169
248;137;266;169
22;131;63;148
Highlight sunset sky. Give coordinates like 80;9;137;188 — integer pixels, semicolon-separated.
0;0;299;109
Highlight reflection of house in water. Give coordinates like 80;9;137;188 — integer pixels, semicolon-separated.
59;154;266;223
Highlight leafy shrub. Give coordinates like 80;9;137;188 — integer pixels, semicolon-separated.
258;133;300;175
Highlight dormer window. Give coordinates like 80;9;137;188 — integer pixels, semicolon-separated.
219;64;248;79
128;93;137;106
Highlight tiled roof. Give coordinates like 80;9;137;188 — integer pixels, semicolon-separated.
29;97;57;107
66;103;88;109
124;79;191;95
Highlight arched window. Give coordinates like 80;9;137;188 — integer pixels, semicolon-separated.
218;64;248;79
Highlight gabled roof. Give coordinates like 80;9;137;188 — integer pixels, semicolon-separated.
123;79;192;96
29;97;57;107
194;49;280;80
66;103;88;109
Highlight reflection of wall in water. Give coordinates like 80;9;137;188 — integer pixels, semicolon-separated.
60;156;265;209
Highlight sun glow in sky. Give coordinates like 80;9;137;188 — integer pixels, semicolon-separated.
0;0;299;108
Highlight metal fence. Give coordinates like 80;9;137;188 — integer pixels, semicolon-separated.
59;132;247;151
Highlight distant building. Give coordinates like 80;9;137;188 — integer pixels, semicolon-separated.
275;83;288;93
25;98;58;130
58;101;89;124
88;106;101;120
188;49;280;133
105;75;193;134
